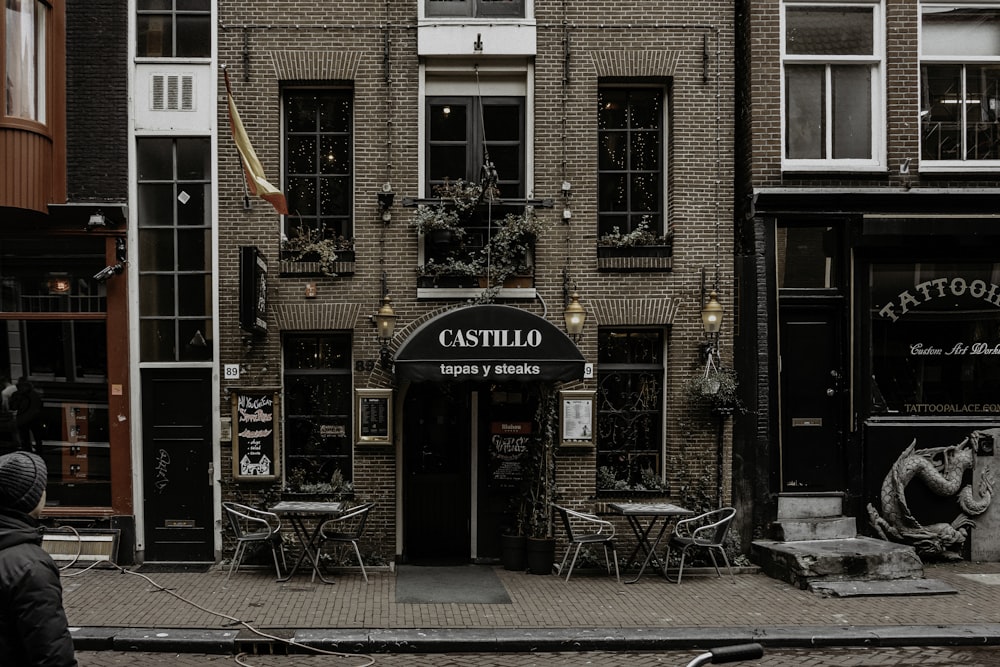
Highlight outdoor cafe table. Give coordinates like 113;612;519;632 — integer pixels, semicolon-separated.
608;502;695;584
269;500;344;584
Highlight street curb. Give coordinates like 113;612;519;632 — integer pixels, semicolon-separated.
71;624;1000;654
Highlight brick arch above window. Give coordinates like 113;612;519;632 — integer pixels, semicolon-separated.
272;303;364;331
269;50;363;81
589;50;680;78
589;298;681;327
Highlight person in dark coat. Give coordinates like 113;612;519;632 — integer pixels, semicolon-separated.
0;452;77;666
8;378;44;453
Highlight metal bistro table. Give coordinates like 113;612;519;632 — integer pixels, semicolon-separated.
269;500;344;584
609;502;695;584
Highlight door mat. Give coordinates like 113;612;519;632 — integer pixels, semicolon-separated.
395;565;511;604
135;562;214;573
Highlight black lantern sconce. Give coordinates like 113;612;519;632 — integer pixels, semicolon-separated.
699;290;724;362
372;294;397;370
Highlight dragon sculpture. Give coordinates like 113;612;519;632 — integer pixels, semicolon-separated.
867;429;998;560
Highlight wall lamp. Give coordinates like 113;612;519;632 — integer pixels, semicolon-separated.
564;291;587;341
700;290;724;361
372;294;397;370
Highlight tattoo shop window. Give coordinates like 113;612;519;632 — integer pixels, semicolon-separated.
283;333;354;494
137;0;211;58
596;329;667;493
869;262;1000;415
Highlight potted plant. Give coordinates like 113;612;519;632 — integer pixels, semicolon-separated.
281;222;354;276
520;387;558;575
684;365;742;416
597;217;673;271
408;179;481;247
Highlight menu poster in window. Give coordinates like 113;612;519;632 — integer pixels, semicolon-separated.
489;421;532;489
356;388;393;445
231;390;280;481
560;390;595;447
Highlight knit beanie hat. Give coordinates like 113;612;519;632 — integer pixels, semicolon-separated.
0;452;47;514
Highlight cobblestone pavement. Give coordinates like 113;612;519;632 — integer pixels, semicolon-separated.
74;647;1000;667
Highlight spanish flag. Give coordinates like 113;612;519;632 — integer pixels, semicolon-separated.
224;68;288;215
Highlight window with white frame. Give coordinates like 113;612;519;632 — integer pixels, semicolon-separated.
782;1;884;169
920;5;1000;165
425;0;524;18
136;0;210;58
3;0;47;122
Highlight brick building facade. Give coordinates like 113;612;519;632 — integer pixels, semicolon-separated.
216;0;737;566
737;0;1000;561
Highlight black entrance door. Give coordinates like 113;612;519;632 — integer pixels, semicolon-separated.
778;302;848;491
403;384;471;562
141;368;214;561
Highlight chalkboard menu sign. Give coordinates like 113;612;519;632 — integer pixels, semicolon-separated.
231;390;280;480
356;388;393;445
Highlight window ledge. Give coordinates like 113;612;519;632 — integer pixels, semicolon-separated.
918;162;1000;173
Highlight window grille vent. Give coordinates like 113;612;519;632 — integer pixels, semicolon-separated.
150;74;195;111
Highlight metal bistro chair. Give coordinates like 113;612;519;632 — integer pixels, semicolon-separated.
315;502;375;583
553;504;620;583
222;501;286;581
663;507;737;584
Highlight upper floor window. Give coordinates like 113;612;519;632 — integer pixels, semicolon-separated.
137;0;210;58
920;6;1000;165
425;0;524;18
136;137;213;362
782;1;884;170
597;87;665;241
4;0;47;122
281;90;354;264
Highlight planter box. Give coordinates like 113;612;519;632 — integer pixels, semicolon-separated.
280;250;355;277
597;245;673;272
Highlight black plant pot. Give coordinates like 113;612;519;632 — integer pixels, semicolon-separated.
525;537;555;575
500;533;527;571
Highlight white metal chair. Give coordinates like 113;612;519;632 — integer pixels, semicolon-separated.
315;502;375;583
663;507;737;584
553;504;620;583
222;501;286;581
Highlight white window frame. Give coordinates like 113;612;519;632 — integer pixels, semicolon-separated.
781;0;886;172
919;2;1000;172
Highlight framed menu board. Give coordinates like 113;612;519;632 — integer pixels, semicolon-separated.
560;389;595;447
231;389;280;481
356;388;393;445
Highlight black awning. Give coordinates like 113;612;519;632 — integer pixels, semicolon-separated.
394;304;585;383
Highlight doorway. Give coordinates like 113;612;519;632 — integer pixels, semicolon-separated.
141;368;214;562
403;383;471;563
778;302;849;491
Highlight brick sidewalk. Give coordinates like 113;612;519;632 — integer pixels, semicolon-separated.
60;560;1000;642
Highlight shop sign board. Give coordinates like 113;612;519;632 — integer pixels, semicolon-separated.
231;389;279;481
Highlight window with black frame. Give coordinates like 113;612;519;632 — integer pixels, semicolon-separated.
136;0;210;58
282;333;354;494
596;329;668;493
597;87;666;242
136;136;213;362
281;90;354;272
870;262;1000;415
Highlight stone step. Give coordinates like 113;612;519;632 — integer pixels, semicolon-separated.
751;537;924;590
772;516;857;541
777;491;844;519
